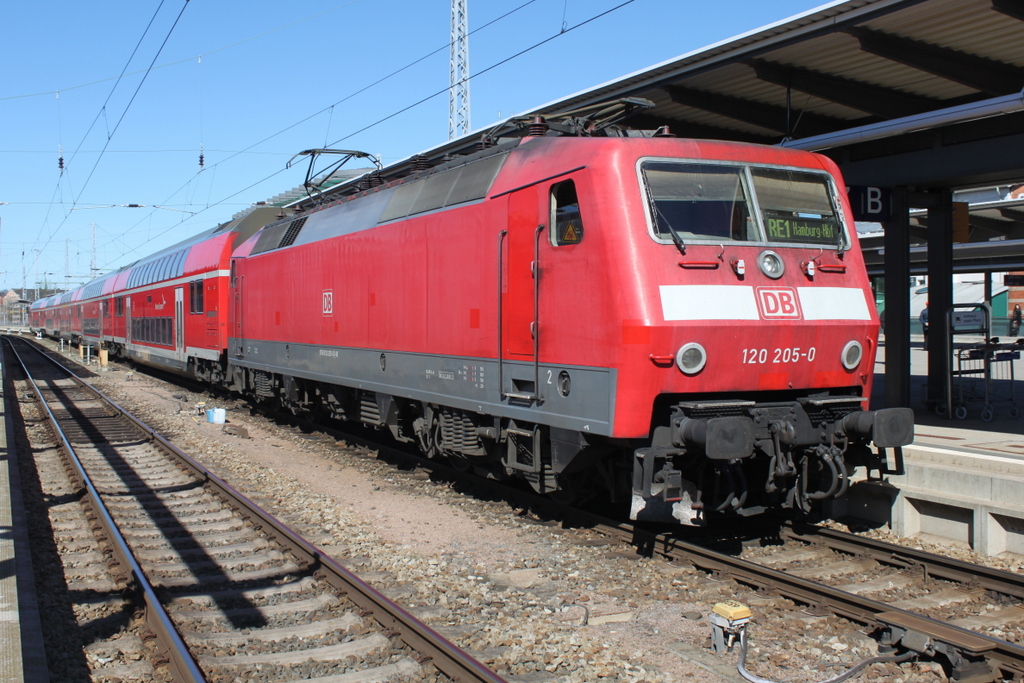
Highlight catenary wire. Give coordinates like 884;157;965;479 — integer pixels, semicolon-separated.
80;0;636;271
55;0;541;272
328;0;637;146
35;1;191;262
49;0;170;209
24;0;545;275
32;0;176;262
100;0;638;267
0;0;370;102
93;0;548;265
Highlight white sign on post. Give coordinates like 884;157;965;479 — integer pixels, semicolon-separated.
951;310;986;332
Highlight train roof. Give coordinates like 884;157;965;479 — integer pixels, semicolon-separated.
238;135;836;259
256;99;660;215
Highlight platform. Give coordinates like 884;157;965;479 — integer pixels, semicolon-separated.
837;336;1024;557
1;351;48;681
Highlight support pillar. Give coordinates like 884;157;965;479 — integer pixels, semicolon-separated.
884;188;911;408
926;191;954;408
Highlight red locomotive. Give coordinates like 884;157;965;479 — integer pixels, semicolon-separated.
31;126;912;525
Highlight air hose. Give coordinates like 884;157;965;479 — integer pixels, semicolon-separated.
736;628;917;683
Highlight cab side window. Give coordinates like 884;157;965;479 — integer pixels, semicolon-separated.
550;179;584;246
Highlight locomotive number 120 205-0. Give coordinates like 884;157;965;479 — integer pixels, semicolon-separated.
742;347;818;364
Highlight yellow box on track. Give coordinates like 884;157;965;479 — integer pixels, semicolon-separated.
712;600;751;621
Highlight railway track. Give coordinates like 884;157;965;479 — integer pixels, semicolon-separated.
233;388;1024;683
579;518;1024;683
21;335;1024;683
280;393;1024;682
3;335;505;683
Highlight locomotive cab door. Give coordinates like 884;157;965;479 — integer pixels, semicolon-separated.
501;187;544;403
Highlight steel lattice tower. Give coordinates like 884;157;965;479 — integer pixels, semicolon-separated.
449;0;470;140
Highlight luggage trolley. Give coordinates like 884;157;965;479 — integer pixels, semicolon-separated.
949;343;987;420
943;303;1022;421
985;342;1021;420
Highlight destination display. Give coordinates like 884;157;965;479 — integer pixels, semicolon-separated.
764;213;840;245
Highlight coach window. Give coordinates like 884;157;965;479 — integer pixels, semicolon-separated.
550;179;584;246
115;296;124;317
189;280;204;314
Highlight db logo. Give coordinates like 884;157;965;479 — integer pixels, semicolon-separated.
756;287;801;319
322;290;333;316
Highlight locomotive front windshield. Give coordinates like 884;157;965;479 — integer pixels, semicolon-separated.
640;160;846;248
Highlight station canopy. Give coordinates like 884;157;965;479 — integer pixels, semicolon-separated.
510;0;1024;192
497;0;1024;266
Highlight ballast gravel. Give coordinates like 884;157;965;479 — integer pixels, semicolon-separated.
49;352;1013;683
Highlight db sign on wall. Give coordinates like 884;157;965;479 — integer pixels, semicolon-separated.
322;290;333;316
756;287;802;319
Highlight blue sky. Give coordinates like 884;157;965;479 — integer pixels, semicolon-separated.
0;0;827;294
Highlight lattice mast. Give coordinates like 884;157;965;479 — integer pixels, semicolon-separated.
449;0;470;140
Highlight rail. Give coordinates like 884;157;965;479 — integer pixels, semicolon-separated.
3;336;207;683
261;414;1024;683
782;522;1024;600
6;336;508;683
634;522;1024;682
28;333;1024;683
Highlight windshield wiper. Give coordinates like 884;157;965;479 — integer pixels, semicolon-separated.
643;178;686;256
665;219;687;256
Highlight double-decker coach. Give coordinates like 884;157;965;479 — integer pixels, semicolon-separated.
32;207;278;380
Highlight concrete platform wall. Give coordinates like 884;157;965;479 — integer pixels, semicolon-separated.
834;444;1024;557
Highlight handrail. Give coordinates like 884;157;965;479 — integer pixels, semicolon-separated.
497;229;507;400
532;223;545;405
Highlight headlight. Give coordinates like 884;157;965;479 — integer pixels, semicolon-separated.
841;340;863;370
758;250;785;279
676;342;708;375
